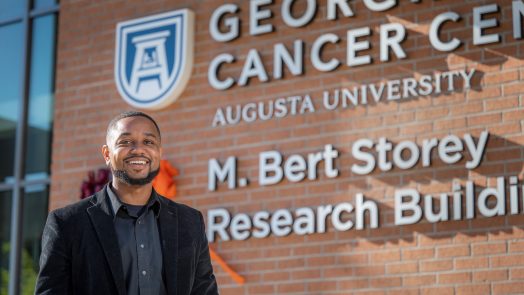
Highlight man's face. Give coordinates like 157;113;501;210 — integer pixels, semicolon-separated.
102;116;162;186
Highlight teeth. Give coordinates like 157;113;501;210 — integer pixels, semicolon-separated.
129;161;146;164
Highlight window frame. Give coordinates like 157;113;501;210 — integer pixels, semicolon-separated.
0;1;59;294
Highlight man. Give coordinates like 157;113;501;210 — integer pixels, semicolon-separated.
35;111;218;295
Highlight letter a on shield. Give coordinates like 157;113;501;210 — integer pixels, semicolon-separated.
115;9;194;110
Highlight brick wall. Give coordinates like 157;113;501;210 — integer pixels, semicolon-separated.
51;0;524;294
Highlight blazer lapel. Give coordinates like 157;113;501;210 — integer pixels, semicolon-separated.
158;196;179;295
87;188;126;295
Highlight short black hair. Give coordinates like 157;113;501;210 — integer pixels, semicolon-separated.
106;111;161;143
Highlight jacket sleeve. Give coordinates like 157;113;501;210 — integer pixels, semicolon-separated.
190;212;219;295
35;211;72;294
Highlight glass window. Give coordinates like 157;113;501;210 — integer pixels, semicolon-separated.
0;190;13;295
25;15;56;177
0;23;23;184
32;0;56;11
0;0;24;21
20;185;48;295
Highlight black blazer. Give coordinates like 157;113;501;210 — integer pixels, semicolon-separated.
35;187;218;295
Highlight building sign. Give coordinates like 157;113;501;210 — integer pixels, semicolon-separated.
207;0;524;126
206;131;524;242
207;1;523;91
201;1;524;243
211;69;476;127
114;9;194;110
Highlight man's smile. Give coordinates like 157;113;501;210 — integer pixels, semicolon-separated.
124;157;151;169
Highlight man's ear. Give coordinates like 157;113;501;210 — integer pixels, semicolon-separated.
102;145;111;166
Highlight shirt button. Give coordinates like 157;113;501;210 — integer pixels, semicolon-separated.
140;244;145;248
142;270;147;276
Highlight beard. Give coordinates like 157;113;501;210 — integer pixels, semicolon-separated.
110;164;160;186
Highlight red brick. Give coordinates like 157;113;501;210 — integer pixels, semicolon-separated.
403;274;436;286
402;248;435;260
491;254;524;267
420;260;453;272
510;268;524;279
472;242;507;255
473;269;508;282
455;257;489;270
369;276;402;288
493;282;524;295
369;250;401;263
438;271;471;284
436;245;470;258
456;284;491;295
421;286;454;295
509;241;524;253
387;262;418;274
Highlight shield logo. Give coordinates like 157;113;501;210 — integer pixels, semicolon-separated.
115;9;194;110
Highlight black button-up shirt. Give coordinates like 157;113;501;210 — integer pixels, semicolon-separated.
107;185;167;295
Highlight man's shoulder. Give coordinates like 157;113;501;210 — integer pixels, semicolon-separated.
49;194;97;221
157;195;203;219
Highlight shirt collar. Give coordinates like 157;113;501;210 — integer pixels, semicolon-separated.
106;183;161;218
